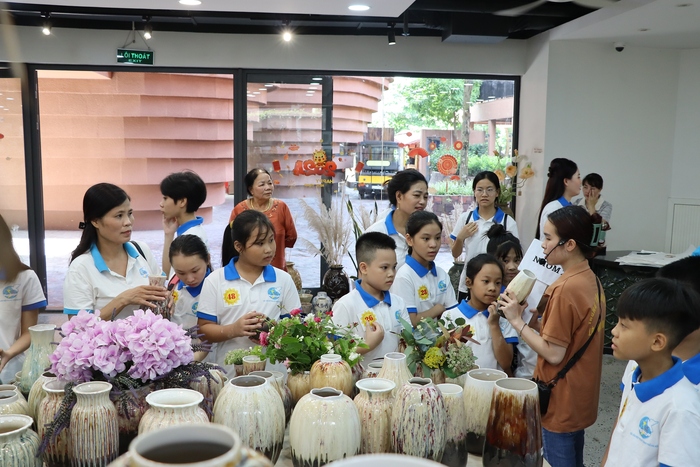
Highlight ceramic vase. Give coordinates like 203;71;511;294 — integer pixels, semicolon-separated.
27;371;56;422
19;324;56;395
376;352;412;397
286;262;303;291
354;378;395;454
483;378;543;467
462;368;507;455
234;364;245;377
287;371;311;406
0;384;27;401
360;361;383;379
38;379;71;467
0;390;30;416
414;367;447;385
290;387;361;467
322;265;350;302
391;377;446;462
109;383;153;456
312;291;333;314
437;383;468;467
310;354;354;397
213;375;285;464
242;356;266;375
251;371;292;426
0;414;42;467
447;262;463;302
189;363;226;419
70;381;119;466
139;388;209;435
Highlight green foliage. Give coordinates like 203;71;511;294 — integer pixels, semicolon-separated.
468;143;488;158
224;347;262;365
467;154;501;176
431;182;473;196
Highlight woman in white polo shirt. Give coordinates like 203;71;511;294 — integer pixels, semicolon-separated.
63;183;167;321
536;158;581;240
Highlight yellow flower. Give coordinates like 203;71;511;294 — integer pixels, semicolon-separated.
505;165;517;178
494;170;505;181
361;310;377;327
520;165;535;180
423;346;446;369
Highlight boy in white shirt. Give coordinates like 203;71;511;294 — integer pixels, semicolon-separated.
603;278;700;467
332;232;410;363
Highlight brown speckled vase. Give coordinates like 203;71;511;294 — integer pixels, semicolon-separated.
310;354;354;397
353;378;395;454
70;381;119;466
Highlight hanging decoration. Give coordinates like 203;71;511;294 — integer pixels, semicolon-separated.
289;144;300;151
272;160;281;172
437;155;458;176
453;141;464;151
408;147;429;159
293;149;338;177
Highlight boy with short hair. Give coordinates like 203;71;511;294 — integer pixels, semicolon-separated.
603;278;700;467
160;171;208;274
332;232;410;362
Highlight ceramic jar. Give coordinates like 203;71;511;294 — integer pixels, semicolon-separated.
19;324;56;395
70;381;119;466
376;352;412;397
27;371;56;421
360;361;383;379
391;377;446;462
312;291;333;314
0;390;30;416
110;383;153;456
462;368;508;455
437;383;468;467
286;262;303;291
353;378;395;454
189;364;226;419
213;375;285;464
483;378;543;467
290;387;361;467
139;388;209;435
321;266;350;302
310;354;354;397
268;371;293;425
326;454;445;467
0;414;42;467
415;367;446;385
0;384;27;401
287;371;311;406
242;356;266;375
38;379;71;467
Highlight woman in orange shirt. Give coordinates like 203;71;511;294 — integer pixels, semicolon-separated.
226;168;296;270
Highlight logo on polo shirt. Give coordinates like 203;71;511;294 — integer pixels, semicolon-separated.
395;310;401;320
638;417;658;439
418;285;430;301
438;280;447;293
223;288;240;306
267;287;281;301
2;286;18;300
191;301;198;315
171;290;179;304
139;268;148;277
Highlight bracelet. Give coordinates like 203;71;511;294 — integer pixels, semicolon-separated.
519;322;527;337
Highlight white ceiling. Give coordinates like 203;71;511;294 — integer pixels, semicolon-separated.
9;0;415;18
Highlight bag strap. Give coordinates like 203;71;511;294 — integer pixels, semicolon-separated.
549;278;603;387
130;240;145;257
465;210;473;224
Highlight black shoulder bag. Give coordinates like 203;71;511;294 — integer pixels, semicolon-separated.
534;279;603;416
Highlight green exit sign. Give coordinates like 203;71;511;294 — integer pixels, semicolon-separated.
117;49;154;65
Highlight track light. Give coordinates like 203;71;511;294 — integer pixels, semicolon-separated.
143;17;153;40
402;15;409;36
41;12;51;35
281;20;292;42
388;24;396;45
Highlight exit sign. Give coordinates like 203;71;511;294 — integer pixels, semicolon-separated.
117;49;154;65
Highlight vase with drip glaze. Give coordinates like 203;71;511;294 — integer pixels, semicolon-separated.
250;371;291;426
27;371;56;422
139;388;209;435
462;368;507;455
376;352;412;397
310;354;354;397
19;324;56;395
437;383;468;467
38;379;71;467
353;378;395;454
70;381;119;466
0;414;42;467
287;371;311;406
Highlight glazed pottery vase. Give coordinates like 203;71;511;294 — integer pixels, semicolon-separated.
414;366;446;385
290;387;361;467
0;384;27;401
139;388;209;435
447;261;463;303
213;375;285;464
437;383;468;467
376;352;412;398
0;390;30;416
326;454;444;467
0;414;42;467
312;291;333;315
286;262;303;291
70;381;119;466
287;371;311;406
322;265;350;302
234;364;245;377
251;371;292;426
483;378;543;467
38;379;71;467
353;378;395;454
19;324;56;395
391;377;446;462
360;361;383;379
28;371;56;422
109;383;153;456
462;368;507;455
189;363;226;420
310;354;354;397
242;356;266;375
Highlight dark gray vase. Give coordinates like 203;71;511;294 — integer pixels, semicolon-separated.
322;265;350;302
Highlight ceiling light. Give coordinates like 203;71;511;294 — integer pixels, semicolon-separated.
310;82;320;86
179;0;202;5
312;77;322;81
144;22;153;40
7;98;14;101
259;88;267;91
348;4;370;11
402;15;409;36
282;30;292;42
42;22;51;35
264;83;274;87
388;23;396;45
253;92;260;95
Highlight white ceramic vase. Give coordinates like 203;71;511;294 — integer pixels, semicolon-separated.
354;378;395;454
18;324;56;395
0;389;29;416
71;381;119;466
437;383;468;467
376;352;412;397
290;387;361;467
268;371;293;426
326;454;445;467
189;363;226;420
287;371;311;406
360;361;383;379
139;388;209;435
462;368;508;455
310;354;354;397
27;371;56;422
38;379;72;467
0;414;42;467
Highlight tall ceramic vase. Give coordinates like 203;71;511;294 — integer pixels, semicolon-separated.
0;414;42;467
290;387;361;467
213;375;285;464
483;378;543;467
38;379;71;467
19;324;56;395
322;265;350;302
188;363;226;419
269;371;293;426
287;371;311;406
354;378;395;454
70;381;119;466
139;388;209;435
310;354;354;397
28;371;56;422
391;377;446;462
437;383;468;467
376;352;412;398
462;368;507;455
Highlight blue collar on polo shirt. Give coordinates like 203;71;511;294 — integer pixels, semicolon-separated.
355;280;392;307
455;299;489;319
91;242;139;273
405;256;437;277
683;353;700;385
384;209;398;235
177;267;212;298
472;207;505;223
176;217;204;237
557;196;572;207
224;258;276;282
631;356;684;403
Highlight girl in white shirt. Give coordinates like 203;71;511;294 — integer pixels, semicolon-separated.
168;234;212;331
536;158;581;240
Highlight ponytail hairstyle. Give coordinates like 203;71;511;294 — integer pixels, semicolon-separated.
70;183;130;263
536;158;578;238
0;214;30;282
547;205;602;260
221;210;276;267
169;234;212;271
387;169;427;207
405;211;443;256
486;224;523;263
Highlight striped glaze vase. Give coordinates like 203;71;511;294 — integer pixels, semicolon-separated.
0;414;42;467
70;381;119;466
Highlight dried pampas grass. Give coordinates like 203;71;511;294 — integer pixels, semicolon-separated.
298;196;352;267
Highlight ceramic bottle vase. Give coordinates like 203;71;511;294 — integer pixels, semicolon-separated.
462;368;508;455
188;364;226;420
0;389;30;416
376;352;412;398
360;361;383;379
437;383;469;467
0;414;42;467
287;371;311;406
322;266;350;302
290;387;361;467
19;324;56;395
391;377;446;462
70;381;119;466
38;379;71;467
250;371;292;426
213;375;285;464
27;371;56;422
139;388;209;435
310;354;354;397
483;378;543;467
286;262;303;291
353;378;395;454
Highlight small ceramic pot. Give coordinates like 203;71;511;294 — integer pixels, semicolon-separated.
360;361;383;379
139;388;209;434
0;390;30;416
0;414;42;467
287;371;311;406
310;354;354;397
242;356;266;375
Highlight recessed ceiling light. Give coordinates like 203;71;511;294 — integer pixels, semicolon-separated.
259;88;267;91
348;5;370;11
179;0;202;5
310;82;320;86
7;97;14;101
264;84;274;87
312;77;322;81
282;31;292;42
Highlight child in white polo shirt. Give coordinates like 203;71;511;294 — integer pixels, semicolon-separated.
603;278;700;467
332;232;409;363
197;210;299;376
168;234;212;331
391;211;457;326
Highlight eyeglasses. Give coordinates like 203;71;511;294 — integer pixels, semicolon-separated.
475;188;497;195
